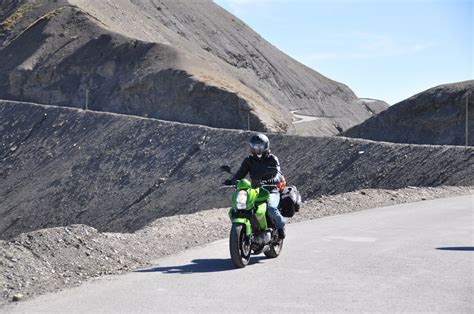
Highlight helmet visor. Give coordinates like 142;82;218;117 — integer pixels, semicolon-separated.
250;142;266;155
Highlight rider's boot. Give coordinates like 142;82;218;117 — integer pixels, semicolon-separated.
278;227;286;239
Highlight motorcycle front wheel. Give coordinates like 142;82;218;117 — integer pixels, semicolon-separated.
229;224;251;268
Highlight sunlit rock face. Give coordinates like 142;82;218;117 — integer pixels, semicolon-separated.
343;81;474;146
0;0;385;135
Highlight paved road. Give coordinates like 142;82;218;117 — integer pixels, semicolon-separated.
4;195;473;313
290;110;321;124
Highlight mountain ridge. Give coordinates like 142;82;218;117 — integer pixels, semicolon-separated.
342;80;474;145
0;0;387;135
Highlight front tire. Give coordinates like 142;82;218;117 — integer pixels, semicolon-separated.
229;224;251;268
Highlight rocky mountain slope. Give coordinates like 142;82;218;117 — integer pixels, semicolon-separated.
0;0;387;136
1;100;473;240
342;81;474;145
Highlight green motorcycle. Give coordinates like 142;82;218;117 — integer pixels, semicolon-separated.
225;178;284;268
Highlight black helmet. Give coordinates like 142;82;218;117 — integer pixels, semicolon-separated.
249;133;270;156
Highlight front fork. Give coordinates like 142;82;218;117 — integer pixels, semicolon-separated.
228;202;268;236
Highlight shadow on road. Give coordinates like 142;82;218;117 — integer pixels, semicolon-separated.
436;246;474;251
134;256;267;274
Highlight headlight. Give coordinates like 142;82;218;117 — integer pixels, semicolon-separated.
236;190;248;209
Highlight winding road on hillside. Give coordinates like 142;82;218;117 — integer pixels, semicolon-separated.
4;195;473;313
290;110;321;124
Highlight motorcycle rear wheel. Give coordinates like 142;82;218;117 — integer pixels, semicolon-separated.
264;237;284;258
229;224;251;268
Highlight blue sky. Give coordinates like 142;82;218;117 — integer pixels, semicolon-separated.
215;0;473;105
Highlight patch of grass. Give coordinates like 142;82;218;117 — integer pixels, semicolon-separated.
1;3;35;30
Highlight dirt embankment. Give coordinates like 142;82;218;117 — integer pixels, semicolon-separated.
0;0;386;135
0;186;471;305
343;81;474;145
1;101;473;241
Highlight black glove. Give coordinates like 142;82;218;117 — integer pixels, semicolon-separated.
224;179;235;186
252;178;262;188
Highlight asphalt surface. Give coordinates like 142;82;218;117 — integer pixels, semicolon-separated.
4;195;473;313
290;110;321;124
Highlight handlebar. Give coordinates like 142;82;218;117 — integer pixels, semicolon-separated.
218;185;236;189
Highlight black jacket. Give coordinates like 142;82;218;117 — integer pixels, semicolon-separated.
232;152;283;192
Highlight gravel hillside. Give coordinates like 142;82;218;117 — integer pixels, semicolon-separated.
1;100;473;240
0;186;471;305
343;81;474;145
0;0;387;135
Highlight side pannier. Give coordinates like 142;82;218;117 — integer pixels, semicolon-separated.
279;185;302;218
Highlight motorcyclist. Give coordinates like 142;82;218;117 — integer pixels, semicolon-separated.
224;133;286;239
